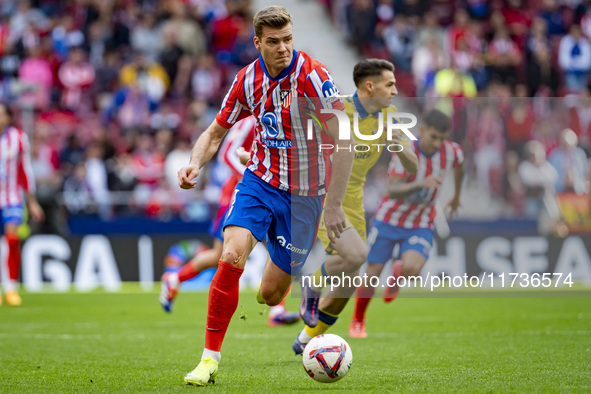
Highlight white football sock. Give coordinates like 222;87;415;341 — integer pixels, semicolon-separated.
4;280;16;292
202;348;221;363
297;329;313;343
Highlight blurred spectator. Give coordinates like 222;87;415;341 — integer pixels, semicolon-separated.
63;162;92;214
210;0;248;63
0;45;20;101
488;10;507;38
518;140;559;218
430;0;457;26
106;82;155;129
8;0;49;46
111;153;136;192
51;15;85;60
548;128;589;194
505;95;536;155
383;15;416;71
568;87;591;152
150;103;181;131
164;136;192;190
131;132;165;188
160;1;206;58
376;0;394;31
539;0;567;36
192;54;224;103
59;133;85;177
94;50;120;109
527;42;560;96
58;46;95;112
85;21;111;68
533;118;560;154
231;23;259;68
159;27;187;96
502;0;531;49
464;20;488;89
471;103;505;194
448;9;470;52
120;53;169;103
417;10;447;50
30;124;61;195
559;24;591;92
487;27;522;85
130;14;163;64
347;0;376;54
18;45;53;110
433;61;477;97
155;127;173;156
526;17;550;59
580;4;591;40
466;0;488;20
502;150;525;216
85;141;111;218
396;0;428;19
30;124;61;232
412;37;447;95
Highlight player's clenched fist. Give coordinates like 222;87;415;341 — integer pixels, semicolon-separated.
178;164;200;189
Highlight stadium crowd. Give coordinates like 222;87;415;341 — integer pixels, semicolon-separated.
0;0;589;231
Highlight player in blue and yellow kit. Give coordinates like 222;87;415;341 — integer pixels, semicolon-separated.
294;59;418;352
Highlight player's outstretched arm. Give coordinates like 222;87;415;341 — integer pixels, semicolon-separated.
446;162;464;219
388;175;441;199
323;115;355;241
178;120;229;189
388;176;420;199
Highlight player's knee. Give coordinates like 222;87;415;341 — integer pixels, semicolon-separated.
260;288;282;306
345;250;367;270
403;263;423;277
220;249;243;266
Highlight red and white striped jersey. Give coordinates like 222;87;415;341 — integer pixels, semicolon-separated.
375;140;464;229
215;50;343;196
217;116;256;208
0;126;36;208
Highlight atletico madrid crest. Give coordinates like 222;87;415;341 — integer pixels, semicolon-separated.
281;89;292;108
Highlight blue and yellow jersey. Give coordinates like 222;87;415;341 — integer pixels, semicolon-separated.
318;92;410;247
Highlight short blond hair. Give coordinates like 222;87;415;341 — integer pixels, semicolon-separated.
253;6;292;38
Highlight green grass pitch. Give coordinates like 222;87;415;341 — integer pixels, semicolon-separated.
1;286;590;392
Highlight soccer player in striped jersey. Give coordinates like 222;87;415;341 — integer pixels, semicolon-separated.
0;103;44;306
350;109;464;337
293;59;419;354
177;6;354;385
159;116;300;326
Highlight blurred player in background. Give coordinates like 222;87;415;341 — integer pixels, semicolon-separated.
350;109;464;337
176;6;354;385
293;59;418;354
0;103;44;306
160;116;300;326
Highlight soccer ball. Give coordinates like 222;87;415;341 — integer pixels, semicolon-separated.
302;334;353;383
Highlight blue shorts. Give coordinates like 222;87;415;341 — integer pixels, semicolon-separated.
210;204;229;242
366;219;433;264
224;169;323;275
0;205;24;234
